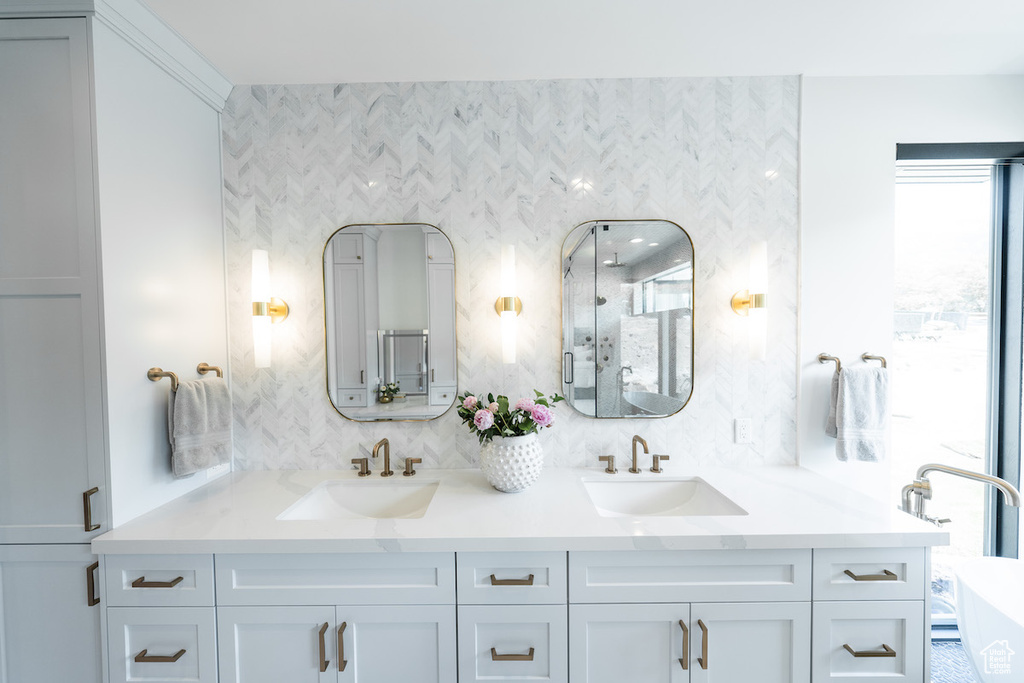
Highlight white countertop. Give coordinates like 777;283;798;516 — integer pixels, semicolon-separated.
92;465;947;555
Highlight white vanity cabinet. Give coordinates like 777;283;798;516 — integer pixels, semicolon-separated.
103;554;218;683
810;548;926;682
214;553;458;683
456;552;569;683
94;542;933;683
568;550;813;683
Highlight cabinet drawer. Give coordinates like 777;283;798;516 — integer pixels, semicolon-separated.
812;601;925;682
458;551;567;604
430;386;456;406
458;604;567;683
569;549;811;603
104;554;214;607
107;607;217;683
338;391;367;407
812;547;925;601
215;552;455;606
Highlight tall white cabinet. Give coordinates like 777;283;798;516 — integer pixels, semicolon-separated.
0;4;231;683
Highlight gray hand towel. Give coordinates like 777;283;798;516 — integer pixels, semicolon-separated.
825;370;839;438
835;366;889;462
169;377;232;478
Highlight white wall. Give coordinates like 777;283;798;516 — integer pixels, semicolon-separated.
92;21;229;526
800;76;1024;503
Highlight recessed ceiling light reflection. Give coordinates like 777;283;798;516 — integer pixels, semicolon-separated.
648;242;659;247
630;238;644;243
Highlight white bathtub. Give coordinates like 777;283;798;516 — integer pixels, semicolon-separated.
955;557;1024;681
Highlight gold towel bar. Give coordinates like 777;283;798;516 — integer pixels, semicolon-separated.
861;353;887;368
818;353;888;372
817;353;841;372
148;363;223;392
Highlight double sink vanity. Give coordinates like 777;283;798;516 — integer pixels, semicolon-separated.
93;462;946;683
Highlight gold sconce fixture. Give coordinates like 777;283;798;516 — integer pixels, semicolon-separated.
252;249;289;368
731;241;768;359
494;245;521;364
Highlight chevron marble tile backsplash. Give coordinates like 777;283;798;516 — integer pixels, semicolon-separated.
221;76;799;471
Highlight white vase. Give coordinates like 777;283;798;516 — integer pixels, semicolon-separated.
479;433;543;493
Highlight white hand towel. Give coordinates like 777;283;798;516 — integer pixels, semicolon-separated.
169;377;232;478
835;366;889;462
825;370;839;438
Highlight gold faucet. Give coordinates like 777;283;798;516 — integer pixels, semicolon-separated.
630;435;648;474
372;438;394;477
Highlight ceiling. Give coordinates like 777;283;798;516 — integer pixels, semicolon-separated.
142;0;1024;85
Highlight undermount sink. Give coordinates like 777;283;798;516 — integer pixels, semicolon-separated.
583;477;747;518
277;479;439;520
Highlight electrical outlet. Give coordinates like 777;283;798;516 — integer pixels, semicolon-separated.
734;418;752;444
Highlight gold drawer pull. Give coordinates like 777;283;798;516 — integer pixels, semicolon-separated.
697;619;709;670
678;619;689;670
844;643;896;658
318;622;330;672
83;487;100;532
135;649;185;663
86;561;100;606
491;647;535;662
844;569;898;582
337;621;348;672
132;576;184;588
490;573;535;586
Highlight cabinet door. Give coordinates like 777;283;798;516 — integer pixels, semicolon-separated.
337;605;456;683
569;603;689;683
426;263;456;393
0;18;107;544
218;606;335;683
332;263;367;390
688;602;810;683
0;545;101;683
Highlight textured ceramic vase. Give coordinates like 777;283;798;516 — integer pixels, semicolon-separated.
479;433;543;493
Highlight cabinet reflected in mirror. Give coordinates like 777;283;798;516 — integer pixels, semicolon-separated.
323;224;457;421
561;220;693;418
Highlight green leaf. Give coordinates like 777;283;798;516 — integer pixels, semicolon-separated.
534;389;543;398
487;392;495;403
497;396;509;413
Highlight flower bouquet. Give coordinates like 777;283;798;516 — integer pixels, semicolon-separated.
378;381;400;403
456;390;564;492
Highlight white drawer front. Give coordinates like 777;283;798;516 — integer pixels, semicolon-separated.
215;552;455;605
430;386;456;406
107;607;217;683
338;391;367;407
569;549;811;603
458;551;567;604
812;547;925;601
458;604;568;683
812;601;925;682
104;554;214;607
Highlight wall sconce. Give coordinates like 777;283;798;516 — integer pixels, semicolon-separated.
494;245;522;364
730;241;768;360
251;249;289;368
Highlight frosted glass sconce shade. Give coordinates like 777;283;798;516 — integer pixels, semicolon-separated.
731;241;768;360
251;249;289;368
495;245;522;364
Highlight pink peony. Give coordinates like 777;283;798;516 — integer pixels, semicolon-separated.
531;404;554;428
487;402;500;413
514;397;536;411
462;395;478;410
473;408;495;430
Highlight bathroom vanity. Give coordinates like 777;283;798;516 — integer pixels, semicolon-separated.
92;466;945;683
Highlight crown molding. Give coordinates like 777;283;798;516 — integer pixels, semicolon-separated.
0;0;232;111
